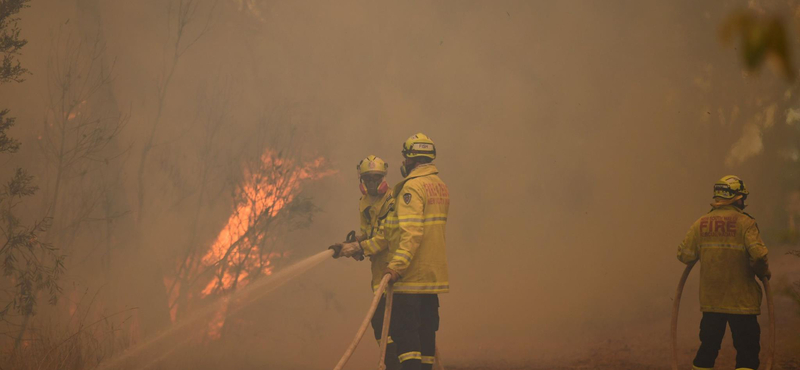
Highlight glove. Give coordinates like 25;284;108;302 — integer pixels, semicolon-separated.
752;259;771;281
339;241;363;259
328;243;344;259
383;268;401;284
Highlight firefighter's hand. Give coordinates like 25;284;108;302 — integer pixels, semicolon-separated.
758;269;772;281
328;243;343;259
339;241;363;259
384;268;401;284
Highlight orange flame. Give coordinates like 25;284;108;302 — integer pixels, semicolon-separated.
189;149;334;338
66;100;87;121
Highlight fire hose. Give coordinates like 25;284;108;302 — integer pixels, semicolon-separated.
377;278;394;370
670;262;775;370
333;275;391;370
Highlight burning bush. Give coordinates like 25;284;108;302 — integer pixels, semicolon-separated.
166;148;334;339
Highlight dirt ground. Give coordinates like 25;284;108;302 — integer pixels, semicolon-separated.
449;342;800;370
448;247;800;370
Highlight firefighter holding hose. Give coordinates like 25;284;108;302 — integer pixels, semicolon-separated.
337;133;449;370
677;175;771;370
341;154;400;370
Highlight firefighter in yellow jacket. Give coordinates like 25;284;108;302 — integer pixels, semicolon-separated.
355;155;400;370
677;175;771;370
338;133;449;370
330;155;398;368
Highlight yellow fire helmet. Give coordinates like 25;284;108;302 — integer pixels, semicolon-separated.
713;175;750;199
401;133;436;160
357;155;388;177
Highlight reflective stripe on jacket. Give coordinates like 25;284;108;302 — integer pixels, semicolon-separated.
677;205;769;314
359;191;394;292
361;164;450;294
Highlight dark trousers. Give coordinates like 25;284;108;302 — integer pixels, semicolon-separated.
372;294;439;370
693;312;760;370
372;296;400;370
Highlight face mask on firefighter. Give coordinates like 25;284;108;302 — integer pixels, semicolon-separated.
398;158;407;178
360;173;388;196
401;157;421;178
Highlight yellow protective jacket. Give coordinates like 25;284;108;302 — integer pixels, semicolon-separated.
677;205;769;315
361;164;450;294
358;191;395;292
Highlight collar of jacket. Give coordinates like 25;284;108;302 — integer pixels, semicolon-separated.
405;163;438;180
392;163;439;196
360;191;391;213
710;204;743;213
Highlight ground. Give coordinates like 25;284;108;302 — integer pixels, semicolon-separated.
448;247;800;370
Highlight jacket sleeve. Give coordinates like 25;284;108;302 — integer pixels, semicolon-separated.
743;219;769;275
387;185;425;274
361;224;389;257
677;224;699;264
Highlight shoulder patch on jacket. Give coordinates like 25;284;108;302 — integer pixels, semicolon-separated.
403;193;412;204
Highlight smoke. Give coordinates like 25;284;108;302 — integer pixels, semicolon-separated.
2;0;798;369
724;103;776;167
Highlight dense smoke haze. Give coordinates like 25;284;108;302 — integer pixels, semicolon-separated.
1;1;799;369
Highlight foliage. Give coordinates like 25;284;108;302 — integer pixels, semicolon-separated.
0;0;65;337
720;10;794;80
0;170;65;318
4;289;134;370
0;0;29;84
0;108;20;154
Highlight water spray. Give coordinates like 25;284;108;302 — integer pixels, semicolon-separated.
98;247;445;370
97;249;334;370
670;262;775;370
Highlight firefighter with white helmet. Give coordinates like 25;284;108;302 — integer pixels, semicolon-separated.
338;133;450;370
677;175;771;370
